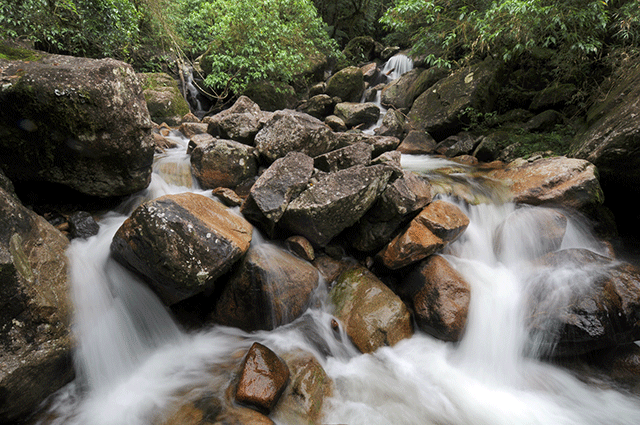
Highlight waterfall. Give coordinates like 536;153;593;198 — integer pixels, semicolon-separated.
364;53;414;135
34;60;640;425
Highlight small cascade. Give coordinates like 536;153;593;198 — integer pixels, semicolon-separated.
381;53;414;81
33;50;640;425
364;53;414;134
180;65;209;119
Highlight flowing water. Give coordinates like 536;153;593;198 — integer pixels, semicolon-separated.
35;57;640;425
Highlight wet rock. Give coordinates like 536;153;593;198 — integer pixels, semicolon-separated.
528;248;640;357
111;193;253;305
487;156;604;213
381;68;425;109
152;131;179;153
285;236;315;261
313;141;372;173
280;164;394;247
68;210;100;239
240;152;314;236
178;122;208;139
202;95;270;144
333;102;380;128
213;243;319;331
377;200;469;269
403;255;470;342
254;110;339;163
0;54;155;197
493;206;567;262
330;266;413;353
272;350;333;425
0;186;73;423
350;170;432;252
236;342;290;413
407;58;504;140
212;187;243;207
190;135;258;189
397;130;437;155
325;66;365;103
437;132;480;157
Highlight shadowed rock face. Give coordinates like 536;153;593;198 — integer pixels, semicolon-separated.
111;193;253;305
0;185;73;423
0;54;155;197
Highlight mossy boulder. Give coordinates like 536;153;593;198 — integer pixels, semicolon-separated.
0;53;155;198
139;72;191;126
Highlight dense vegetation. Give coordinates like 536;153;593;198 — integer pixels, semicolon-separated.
2;0;640;107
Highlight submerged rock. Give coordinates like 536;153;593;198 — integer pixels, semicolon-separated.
272;350;333;425
528;248;640;357
111;193;253;305
0;53;155;197
213;242;319;332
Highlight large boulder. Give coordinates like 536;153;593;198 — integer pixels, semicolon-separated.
212;242;319;331
407;58;504;140
139;72;191;126
0;53;155;197
325;66;365;103
111;193;253;305
330;266;413;353
0;186;73;423
487;156;604;213
189;135;258;189
254;110;339;163
241;152;315;236
280;164;394;247
528;248;640;357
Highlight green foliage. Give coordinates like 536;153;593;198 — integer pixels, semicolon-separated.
179;0;341;98
381;0;640;72
0;0;142;59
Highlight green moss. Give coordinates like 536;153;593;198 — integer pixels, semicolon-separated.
0;43;43;62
